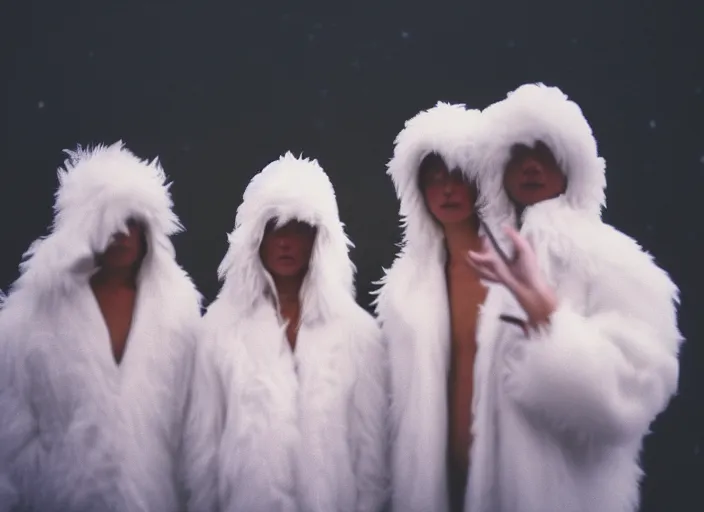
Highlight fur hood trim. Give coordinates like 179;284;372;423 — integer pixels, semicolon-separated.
475;83;606;224
387;102;483;259
216;152;355;322
8;142;183;297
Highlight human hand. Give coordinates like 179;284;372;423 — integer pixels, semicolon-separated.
467;225;558;328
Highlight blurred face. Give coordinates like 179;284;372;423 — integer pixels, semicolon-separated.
419;153;478;227
99;218;147;270
503;141;567;208
259;219;317;280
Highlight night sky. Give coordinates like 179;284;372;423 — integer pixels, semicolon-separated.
2;1;703;509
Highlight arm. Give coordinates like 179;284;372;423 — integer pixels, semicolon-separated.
180;333;226;512
501;261;681;445
0;347;128;512
0;342;76;512
468;224;682;445
0;380;33;512
349;323;391;512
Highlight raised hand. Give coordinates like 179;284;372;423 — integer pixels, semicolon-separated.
467;225;558;329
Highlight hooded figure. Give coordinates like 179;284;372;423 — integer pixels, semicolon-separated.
182;152;389;512
374;102;488;512
0;142;202;512
464;83;682;512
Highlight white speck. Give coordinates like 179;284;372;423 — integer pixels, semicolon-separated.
37;101;45;109
350;59;361;70
696;87;702;95
319;88;329;97
648;120;656;129
313;22;323;30
401;31;410;39
307;33;315;42
646;224;654;232
88;51;95;58
570;37;578;44
699;155;704;164
506;39;516;49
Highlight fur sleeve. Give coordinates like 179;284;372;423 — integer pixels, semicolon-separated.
348;315;391;512
0;365;32;512
0;343;128;512
180;326;226;512
0;476;18;512
501;252;681;445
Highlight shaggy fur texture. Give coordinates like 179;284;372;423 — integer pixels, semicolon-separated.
0;142;202;512
373;102;484;512
386;102;483;258
375;89;682;512
463;83;683;512
183;152;390;512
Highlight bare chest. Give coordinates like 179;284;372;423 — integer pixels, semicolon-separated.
447;266;488;353
445;265;488;506
280;302;301;352
93;288;137;365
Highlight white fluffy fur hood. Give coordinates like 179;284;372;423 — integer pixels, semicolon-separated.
475;83;607;224
7;141;185;299
216;152;356;322
386;102;483;259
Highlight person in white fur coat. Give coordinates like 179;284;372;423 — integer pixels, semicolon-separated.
464;83;683;512
373;102;490;512
181;152;389;512
0;143;202;512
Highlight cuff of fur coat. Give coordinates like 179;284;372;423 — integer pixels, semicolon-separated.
500;304;649;443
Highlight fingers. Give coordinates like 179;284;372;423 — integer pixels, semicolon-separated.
502;224;531;255
480;236;493;254
467;249;493;265
466;255;501;282
467;248;501;271
466;252;502;282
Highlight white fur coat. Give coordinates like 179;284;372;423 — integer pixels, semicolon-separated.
465;84;682;512
182;153;390;512
376;91;682;512
374;102;485;512
0;143;203;512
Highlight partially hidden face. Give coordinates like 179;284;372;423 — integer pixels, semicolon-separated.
100;218;147;270
259;218;317;279
503;141;567;208
419;152;478;226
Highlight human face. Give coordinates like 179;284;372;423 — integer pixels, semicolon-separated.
503;141;567;208
419;153;478;227
99;218;147;270
259;219;317;279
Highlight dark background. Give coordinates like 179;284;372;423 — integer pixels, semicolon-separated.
2;1;702;510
